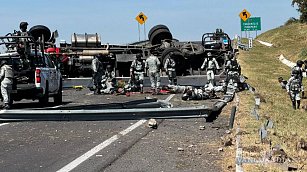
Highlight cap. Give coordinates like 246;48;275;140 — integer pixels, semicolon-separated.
20;22;28;29
297;60;303;65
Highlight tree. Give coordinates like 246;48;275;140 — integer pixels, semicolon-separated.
292;0;307;22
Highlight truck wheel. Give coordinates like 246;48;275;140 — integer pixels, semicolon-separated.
149;28;173;45
148;25;170;40
39;82;49;106
161;48;186;75
28;25;51;42
54;80;63;105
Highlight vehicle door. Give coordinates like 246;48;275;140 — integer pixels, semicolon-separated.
45;55;57;92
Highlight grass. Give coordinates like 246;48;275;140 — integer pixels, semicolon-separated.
222;23;307;171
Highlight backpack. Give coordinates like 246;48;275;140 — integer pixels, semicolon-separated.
290;78;301;91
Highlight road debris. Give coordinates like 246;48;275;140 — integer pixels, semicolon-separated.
199;126;205;130
148;118;158;129
177;147;184;151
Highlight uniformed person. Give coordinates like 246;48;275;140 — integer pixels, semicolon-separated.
287;70;303;109
0;60;14;109
130;53;145;93
101;65;116;94
201;52;220;86
304;60;307;72
182;87;210;101
291;60;304;98
18;22;31;60
146;49;161;94
225;54;240;88
92;54;104;94
164;52;177;85
278;77;287;89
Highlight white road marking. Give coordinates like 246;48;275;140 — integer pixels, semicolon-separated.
0;123;9;127
57;119;147;172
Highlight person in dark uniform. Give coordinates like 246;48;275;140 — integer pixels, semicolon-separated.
91;54;104;94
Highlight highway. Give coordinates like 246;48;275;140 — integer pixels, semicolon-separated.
0;87;229;172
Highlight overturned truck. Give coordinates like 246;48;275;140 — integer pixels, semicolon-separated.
54;25;236;77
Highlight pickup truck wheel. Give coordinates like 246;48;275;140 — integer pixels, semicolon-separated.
39;82;49;106
54;80;63;105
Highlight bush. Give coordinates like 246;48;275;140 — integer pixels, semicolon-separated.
284;17;299;26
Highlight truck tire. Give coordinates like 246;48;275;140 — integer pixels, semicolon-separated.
54;80;63;105
29;25;51;42
161;48;186;75
39;82;49;106
181;43;205;57
149;28;172;45
148;25;170;40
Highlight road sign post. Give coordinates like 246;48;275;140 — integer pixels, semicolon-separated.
248;38;253;49
135;12;148;41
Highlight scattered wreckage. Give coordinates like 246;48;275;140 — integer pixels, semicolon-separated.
50;25;236;78
0;23;247;123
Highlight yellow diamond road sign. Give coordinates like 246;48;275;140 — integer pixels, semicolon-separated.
135;12;147;25
239;9;251;22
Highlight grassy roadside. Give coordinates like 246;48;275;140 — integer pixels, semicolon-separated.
222;23;307;171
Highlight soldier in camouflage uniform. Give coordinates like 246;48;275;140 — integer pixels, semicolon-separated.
287;70;303;109
164;52;177;85
101;65;116;94
130;53;145;93
225;54;241;88
18;22;31;57
0;60;14;109
146;50;161;94
201;52;220;86
291;60;304;98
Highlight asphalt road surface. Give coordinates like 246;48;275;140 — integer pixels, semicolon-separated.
0;87;229;172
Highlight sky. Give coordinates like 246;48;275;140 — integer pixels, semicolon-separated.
0;0;300;45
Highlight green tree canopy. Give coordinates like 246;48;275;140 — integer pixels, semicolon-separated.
292;0;307;22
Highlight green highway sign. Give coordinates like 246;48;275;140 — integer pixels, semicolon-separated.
241;17;261;31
